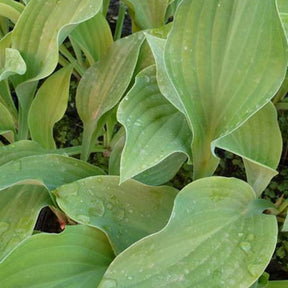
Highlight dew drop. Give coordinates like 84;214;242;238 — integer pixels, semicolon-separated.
97;177;103;183
106;202;113;210
100;278;117;288
89;199;105;217
239;241;251;253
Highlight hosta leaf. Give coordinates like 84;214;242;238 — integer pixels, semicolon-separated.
0;140;48;166
268;281;288;288
122;0;170;30
0;225;115;288
0;154;104;191
11;0;102;85
0;101;15;142
99;177;277;288
283;214;288;232
0;183;51;261
0;80;17;121
70;12;113;64
76;32;145;160
28;65;73;149
145;30;185;114
118;65;191;183
0;0;24;23
54;175;177;254
0;48;26;81
215;103;282;196
277;0;288;36
164;0;288;179
10;0;102;138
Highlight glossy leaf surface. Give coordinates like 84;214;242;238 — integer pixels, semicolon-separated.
28;65;73;149
99;177;277;287
54;175;177;254
0;225;115;288
76;32;145;160
164;0;288;178
122;0;170;29
118;65;191;183
0;154;104;190
0;183;51;261
215;103;282;195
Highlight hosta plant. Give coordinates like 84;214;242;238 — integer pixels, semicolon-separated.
0;0;288;287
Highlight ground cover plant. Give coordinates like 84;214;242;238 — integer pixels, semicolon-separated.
0;0;288;287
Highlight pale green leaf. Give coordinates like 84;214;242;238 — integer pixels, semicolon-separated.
118;65;191;183
0;183;51;261
0;225;115;288
0;0;24;23
11;0;102;85
267;281;288;288
164;0;288;179
54;175;177;254
70;12;113;64
145;29;185;114
99;177;277;288
28;65;73;149
0;80;17;120
76;32;145;160
0;140;48;166
10;0;102;139
0;154;105;190
0;48;26;81
122;0;170;30
282;214;288;232
0;101;15;142
215;103;282;195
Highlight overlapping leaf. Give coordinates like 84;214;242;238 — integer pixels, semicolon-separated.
0;0;24;24
76;32;145;160
28;65;73;149
99;177;277;287
0;154;104;191
0;183;51;262
118;65;191;183
215;103;282;195
0;225;115;288
0;101;15;142
122;0;170;30
54;175;177;254
163;0;288;179
10;0;102;138
70;12;113;64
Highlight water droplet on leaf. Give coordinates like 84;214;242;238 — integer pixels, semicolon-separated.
89;199;105;217
239;241;251;253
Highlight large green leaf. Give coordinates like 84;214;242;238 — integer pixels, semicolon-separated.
76;32;145;160
99;177;277;287
28;65;73;149
0;154;104;190
70;12;113;64
0;183;51;262
0;225;115;288
215;103;282;195
118;65;191;183
10;0;102;139
54;175;177;254
122;0;170;30
164;0;288;179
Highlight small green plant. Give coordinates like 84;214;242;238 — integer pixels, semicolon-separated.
0;0;288;287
